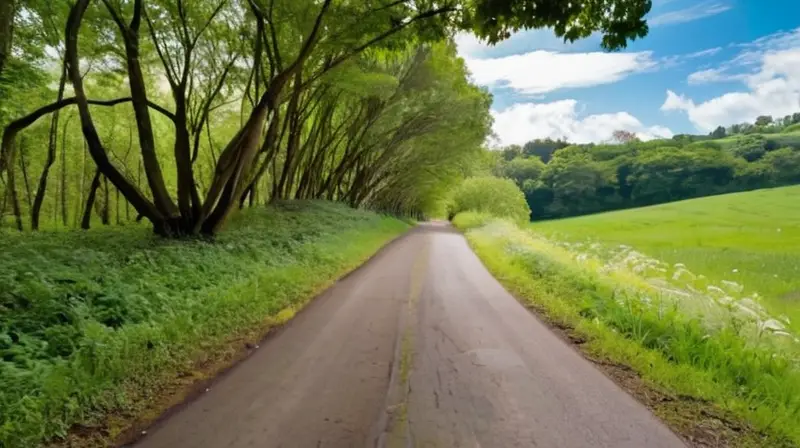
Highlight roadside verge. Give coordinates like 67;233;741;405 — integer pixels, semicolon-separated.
452;212;799;448
0;201;409;447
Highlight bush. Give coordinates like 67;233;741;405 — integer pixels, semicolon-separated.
760;148;800;184
450;176;531;224
451;211;493;230
770;133;800;149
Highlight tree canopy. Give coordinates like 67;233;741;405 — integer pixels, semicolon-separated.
1;0;653;235
494;133;800;220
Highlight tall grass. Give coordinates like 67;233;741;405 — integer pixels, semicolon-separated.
0;201;408;447
454;213;800;445
532;185;800;333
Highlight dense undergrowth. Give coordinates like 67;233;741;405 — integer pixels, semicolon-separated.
454;212;800;447
0;201;408;447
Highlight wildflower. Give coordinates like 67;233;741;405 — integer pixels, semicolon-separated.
721;280;744;294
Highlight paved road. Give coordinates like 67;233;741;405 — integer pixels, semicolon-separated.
134;223;685;448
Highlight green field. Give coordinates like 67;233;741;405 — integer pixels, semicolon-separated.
532;185;800;331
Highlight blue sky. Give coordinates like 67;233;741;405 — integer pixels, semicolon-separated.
457;0;800;145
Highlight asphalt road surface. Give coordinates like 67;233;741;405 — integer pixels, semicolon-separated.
134;223;685;448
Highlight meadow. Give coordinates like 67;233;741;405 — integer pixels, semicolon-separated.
531;185;800;333
0;202;407;447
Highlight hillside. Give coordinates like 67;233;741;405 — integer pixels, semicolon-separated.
532;185;800;330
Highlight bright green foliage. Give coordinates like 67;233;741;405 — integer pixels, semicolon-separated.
455;216;800;446
450;176;530;224
0;0;652;235
0;202;407;446
496;132;800;221
502;156;546;186
532;185;800;333
466;0;651;50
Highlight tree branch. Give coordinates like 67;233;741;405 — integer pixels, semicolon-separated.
302;5;455;90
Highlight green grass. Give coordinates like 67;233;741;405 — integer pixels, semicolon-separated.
531;185;800;333
713;132;800;150
0;201;408;447
784;124;800;134
454;213;800;446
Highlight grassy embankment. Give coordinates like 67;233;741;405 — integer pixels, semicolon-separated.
0;201;408;447
454;185;800;447
532;185;800;333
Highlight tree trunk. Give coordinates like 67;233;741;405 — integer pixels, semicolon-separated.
76;140;86;227
116;188;120;224
5;140;22;230
18;137;33;211
66;0;167;233
172;94;201;225
101;175;110;225
102;0;177;219
61;114;72;226
0;0;14;80
32;62;67;230
81;169;101;230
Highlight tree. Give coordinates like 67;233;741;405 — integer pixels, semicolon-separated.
504;156;546;186
501;145;522;161
755;115;773;127
761;148;800;185
522;138;568;163
450;176;531;224
711;126;726;139
468;0;651;50
612;130;639;144
542;155;616;216
2;0;653;235
730;136;767;162
0;0;13;79
629;147;736;205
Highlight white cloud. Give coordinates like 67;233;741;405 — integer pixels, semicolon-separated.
649;1;732;26
687;67;741;84
464;51;655;95
454;30;601;60
686;47;723;59
665;29;800;131
492;100;673;145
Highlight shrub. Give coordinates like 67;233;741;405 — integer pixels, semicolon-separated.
451;211;493;230
450;176;531;224
770;133;800;149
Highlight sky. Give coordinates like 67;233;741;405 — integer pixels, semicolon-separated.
456;0;800;145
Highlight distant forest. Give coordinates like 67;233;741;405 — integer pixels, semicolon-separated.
496;121;800;220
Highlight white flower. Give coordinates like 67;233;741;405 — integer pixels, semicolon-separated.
732;269;738;273
721;280;744;294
